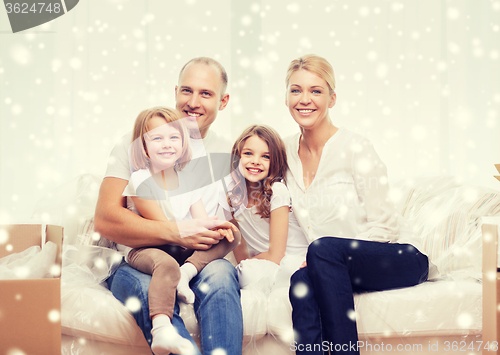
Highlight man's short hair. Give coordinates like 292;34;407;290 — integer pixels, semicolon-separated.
178;57;228;99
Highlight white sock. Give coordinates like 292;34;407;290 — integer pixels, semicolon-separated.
151;315;194;355
177;263;198;304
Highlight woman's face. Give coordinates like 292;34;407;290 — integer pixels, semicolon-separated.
286;69;336;130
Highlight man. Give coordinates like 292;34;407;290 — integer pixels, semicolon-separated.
94;57;243;355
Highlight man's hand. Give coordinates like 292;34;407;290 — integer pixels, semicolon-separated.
177;218;238;250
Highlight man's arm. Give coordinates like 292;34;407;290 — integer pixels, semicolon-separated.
94;177;227;249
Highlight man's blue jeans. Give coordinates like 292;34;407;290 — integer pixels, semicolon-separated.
289;237;429;355
107;258;243;355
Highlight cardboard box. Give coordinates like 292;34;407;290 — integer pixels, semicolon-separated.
0;224;63;355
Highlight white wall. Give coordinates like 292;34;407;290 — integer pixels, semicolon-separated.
1;0;499;222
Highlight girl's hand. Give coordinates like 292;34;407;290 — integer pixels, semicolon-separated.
300;260;307;268
218;228;235;243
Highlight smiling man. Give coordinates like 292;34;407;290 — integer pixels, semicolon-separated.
94;57;243;355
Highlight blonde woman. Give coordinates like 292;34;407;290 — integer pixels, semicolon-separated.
284;55;432;355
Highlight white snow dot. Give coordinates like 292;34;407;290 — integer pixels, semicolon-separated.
391;3;404;12
0;229;8;244
359;7;370;17
287;3;300;13
292;282;308;298
6;244;13;252
456;313;473;328
125;297;141;313
46;106;55;115
211;349;227;355
198;282;210;293
14;266;30;278
240;58;251;68
462;188;478;203
5;97;12;105
52;59;62;72
356;158;372;174
367;51;378;61
70;57;82;70
353;73;363;82
6;348;26;355
241;15;252;26
300;37;312;49
48;309;60;323
350;241;359;249
11;104;22;115
92;232;101;241
448;42;461;54
94;258;105;269
347;309;358;321
447;8;460;20
411;125;427;141
15;294;22;301
376;64;388;78
50;264;61;277
10;45;32;65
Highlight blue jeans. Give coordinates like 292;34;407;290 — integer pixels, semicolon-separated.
289;237;429;355
108;258;243;355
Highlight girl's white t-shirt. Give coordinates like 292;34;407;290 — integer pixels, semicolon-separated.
118;168;204;260
231;181;309;258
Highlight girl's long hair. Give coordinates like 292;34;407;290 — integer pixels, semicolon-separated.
228;125;288;218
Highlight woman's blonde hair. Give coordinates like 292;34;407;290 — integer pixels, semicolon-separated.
130;107;192;171
285;54;336;94
228;125;288;219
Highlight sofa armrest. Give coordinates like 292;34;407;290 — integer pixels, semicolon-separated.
482;217;500;348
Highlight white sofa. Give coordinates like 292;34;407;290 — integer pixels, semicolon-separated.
31;174;500;355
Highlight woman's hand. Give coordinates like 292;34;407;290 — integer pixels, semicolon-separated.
300;260;307;268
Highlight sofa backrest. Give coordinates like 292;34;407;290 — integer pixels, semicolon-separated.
392;176;500;278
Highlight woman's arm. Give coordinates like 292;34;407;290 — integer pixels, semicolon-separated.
352;138;400;240
251;205;289;264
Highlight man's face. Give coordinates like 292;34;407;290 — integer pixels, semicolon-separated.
175;63;229;138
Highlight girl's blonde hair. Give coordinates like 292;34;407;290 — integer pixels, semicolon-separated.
285;54;336;94
228;125;288;218
130;107;192;171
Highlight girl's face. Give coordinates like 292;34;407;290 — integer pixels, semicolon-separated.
285;69;336;130
145;116;183;171
239;135;270;185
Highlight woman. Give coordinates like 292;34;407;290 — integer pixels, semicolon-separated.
284;54;433;355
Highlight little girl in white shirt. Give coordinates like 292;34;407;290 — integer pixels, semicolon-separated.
121;107;239;355
226;125;309;289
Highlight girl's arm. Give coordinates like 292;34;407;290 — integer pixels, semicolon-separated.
190;199;209;219
131;196;170;222
190;199;237;242
251;205;289;265
233;228;250;263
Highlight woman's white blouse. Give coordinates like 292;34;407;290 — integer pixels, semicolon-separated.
285;127;421;249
